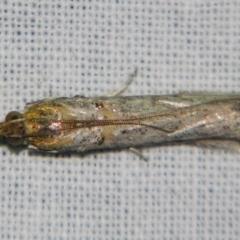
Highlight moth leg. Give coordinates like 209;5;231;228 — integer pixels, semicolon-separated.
106;68;138;97
129;147;149;162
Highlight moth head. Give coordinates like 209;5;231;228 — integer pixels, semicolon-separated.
0;111;25;146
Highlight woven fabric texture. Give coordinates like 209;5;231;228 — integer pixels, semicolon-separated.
0;1;240;239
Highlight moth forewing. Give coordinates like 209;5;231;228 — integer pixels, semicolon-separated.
1;94;240;153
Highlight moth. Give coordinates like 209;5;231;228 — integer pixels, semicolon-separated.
1;70;240;157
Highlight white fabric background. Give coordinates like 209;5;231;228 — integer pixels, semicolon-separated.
0;1;240;239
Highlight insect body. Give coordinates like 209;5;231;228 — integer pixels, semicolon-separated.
1;92;240;153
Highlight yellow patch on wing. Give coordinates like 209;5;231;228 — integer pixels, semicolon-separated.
27;129;75;151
